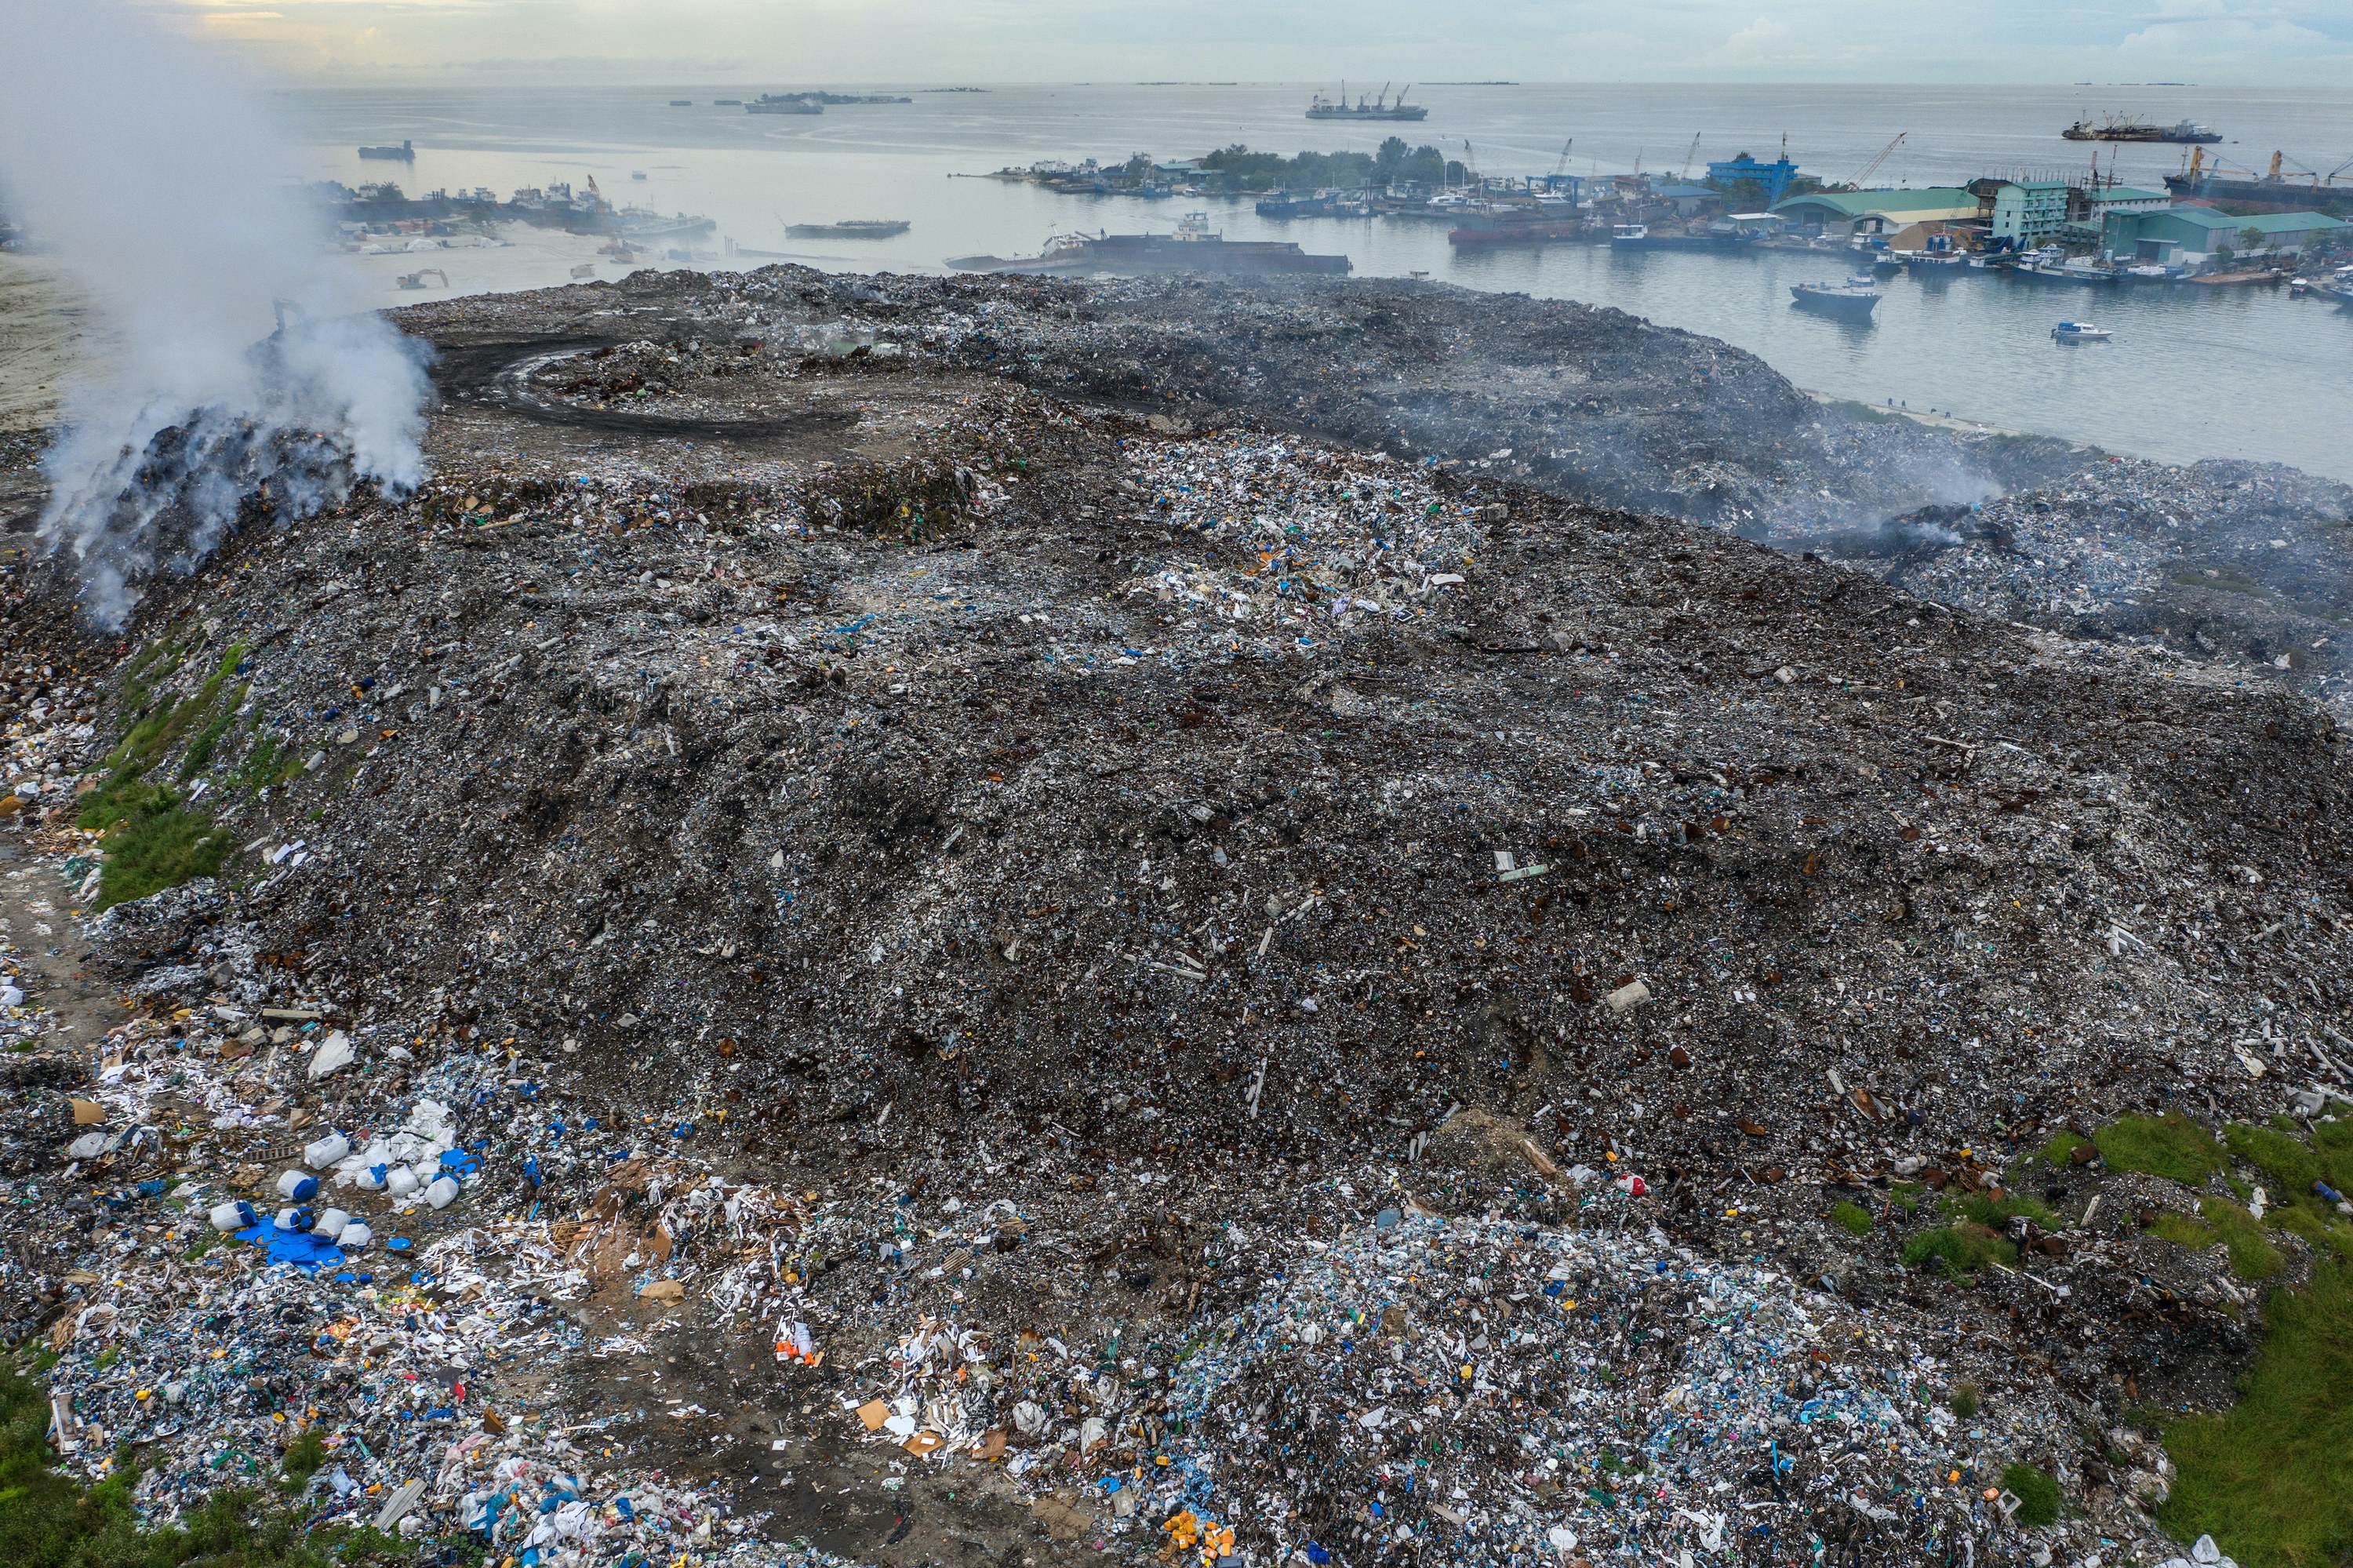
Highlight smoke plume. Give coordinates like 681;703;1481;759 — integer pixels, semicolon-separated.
0;0;431;627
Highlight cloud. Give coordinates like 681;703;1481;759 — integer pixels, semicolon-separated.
2118;14;2337;55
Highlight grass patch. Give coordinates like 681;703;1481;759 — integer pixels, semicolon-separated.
1960;1188;2063;1231
2035;1130;2087;1169
1890;1181;1922;1213
1832;1201;1874;1235
279;1428;325;1491
2270;1205;2353;1264
2097;1114;2226;1185
177;690;246;780
235;733;298;797
2150;1210;2220;1249
88;788;228;911
2002;1462;2060;1527
1949;1382;1980;1420
2199;1196;2286;1282
2160;1261;2353;1566
1900;1223;2017;1279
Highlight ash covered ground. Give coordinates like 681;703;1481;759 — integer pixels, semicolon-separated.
1;267;2350;1568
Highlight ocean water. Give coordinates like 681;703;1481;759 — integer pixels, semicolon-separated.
282;82;2353;479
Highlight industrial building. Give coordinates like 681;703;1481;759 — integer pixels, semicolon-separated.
2100;205;2345;264
1769;187;1980;238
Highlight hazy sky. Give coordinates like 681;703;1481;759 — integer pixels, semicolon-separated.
157;0;2351;85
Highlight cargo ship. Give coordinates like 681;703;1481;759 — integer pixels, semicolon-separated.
2061;116;2220;144
785;220;911;239
1306;83;1427;122
1448;204;1582;247
948;213;1349;276
1257;191;1377;219
747;94;824;115
358;140;415;161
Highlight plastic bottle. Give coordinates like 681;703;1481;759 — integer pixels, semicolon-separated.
276;1170;321;1202
424;1174;461;1209
311;1207;351;1239
304;1131;351;1168
209;1199;259;1231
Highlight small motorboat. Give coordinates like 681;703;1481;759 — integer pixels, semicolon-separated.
1791;278;1881;318
2051;321;2112;342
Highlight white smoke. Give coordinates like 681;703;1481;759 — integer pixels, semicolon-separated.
0;0;431;627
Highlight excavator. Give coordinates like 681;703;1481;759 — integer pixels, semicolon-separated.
395;267;448;290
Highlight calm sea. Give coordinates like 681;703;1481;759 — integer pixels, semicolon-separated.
282;82;2353;479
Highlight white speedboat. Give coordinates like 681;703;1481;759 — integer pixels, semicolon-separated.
2051;321;2112;342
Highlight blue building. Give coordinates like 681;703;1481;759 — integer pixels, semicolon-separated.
1706;152;1798;206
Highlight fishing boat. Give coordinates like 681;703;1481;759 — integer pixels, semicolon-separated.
784;220;911;239
1610;221;1758;252
1790;278;1881;318
2051;321;2112;342
358;140;415;161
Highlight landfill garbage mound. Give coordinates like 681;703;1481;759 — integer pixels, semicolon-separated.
0;267;2349;1568
1798;457;2353;717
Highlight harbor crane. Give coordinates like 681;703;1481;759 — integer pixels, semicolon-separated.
2327;152;2353;187
1678;133;1702;182
1846;131;1907;189
1551;137;1573;178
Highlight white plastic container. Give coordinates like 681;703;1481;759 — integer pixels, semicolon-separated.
311;1207;351;1239
274;1206;311;1231
384;1165;421;1199
275;1170;320;1202
423;1174;460;1209
337;1222;373;1249
304;1131;351;1168
353;1162;387;1191
208;1200;258;1231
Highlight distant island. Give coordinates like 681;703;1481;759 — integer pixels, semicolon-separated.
754;90;911;105
920;87;990;93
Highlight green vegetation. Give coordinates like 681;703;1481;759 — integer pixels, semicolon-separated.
74;642;252;911
1948;1382;1980;1420
83;787;229;911
2198;1196;2286;1282
1201;136;1466;193
278;1428;325;1491
2160;1261;2353;1566
0;1362;397;1568
1889;1181;1922;1213
2150;1209;2220;1250
1900;1223;2017;1278
2096;1114;2226;1185
2035;1130;2086;1169
2002;1462;2060;1527
1960;1188;2062;1231
235;733;296;796
1832;1200;1874;1235
177;695;246;780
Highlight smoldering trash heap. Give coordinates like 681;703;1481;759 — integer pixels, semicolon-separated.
1;263;2349;1568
